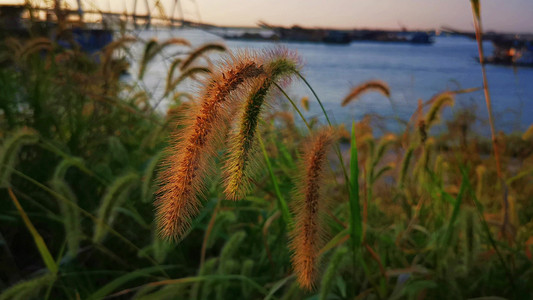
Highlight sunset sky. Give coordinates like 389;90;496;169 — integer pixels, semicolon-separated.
4;0;533;33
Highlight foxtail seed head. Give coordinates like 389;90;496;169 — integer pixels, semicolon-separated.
289;128;336;290
222;49;301;200
341;80;390;107
155;52;264;241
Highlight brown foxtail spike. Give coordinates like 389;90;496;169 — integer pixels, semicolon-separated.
341;80;390;106
155;52;264;241
289;128;336;290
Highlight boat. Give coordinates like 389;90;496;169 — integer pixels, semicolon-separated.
211;22;433;45
442;27;533;67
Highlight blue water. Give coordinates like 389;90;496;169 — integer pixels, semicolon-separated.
135;29;533;134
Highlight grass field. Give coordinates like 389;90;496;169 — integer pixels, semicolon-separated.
1;3;533;299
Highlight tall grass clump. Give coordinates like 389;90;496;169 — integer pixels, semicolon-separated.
1;12;533;298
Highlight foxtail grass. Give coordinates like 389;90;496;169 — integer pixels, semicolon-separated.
0;128;38;187
166;67;211;95
180;43;226;71
51;179;81;258
93;172;139;243
138;38;190;80
222;49;300;200
289;128;336;290
341;80;390;107
155;52;264;241
425;92;454;129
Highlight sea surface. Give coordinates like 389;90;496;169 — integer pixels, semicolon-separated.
129;28;533;134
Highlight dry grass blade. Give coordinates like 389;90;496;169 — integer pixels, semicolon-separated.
469;0;510;240
341;80;390;106
289;128;336;290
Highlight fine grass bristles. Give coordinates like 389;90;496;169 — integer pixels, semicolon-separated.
289;128;336;290
156;52;264;241
341;80;390;106
223;49;301;200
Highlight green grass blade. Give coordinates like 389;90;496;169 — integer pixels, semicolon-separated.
8;188;58;274
264;275;294;300
87;266;174;300
0;272;56;300
443;176;466;246
296;71;332;126
349;121;363;247
258;131;292;228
